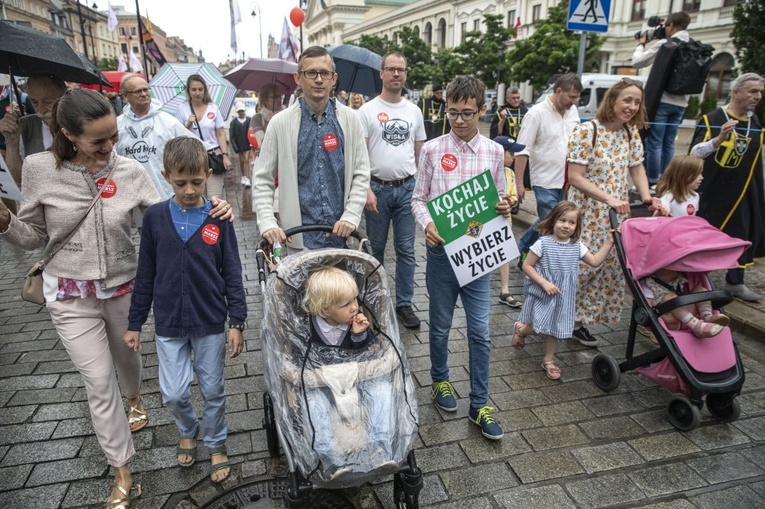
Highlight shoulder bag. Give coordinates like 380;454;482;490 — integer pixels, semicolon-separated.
22;164;118;304
194;112;226;175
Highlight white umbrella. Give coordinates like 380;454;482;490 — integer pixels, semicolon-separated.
149;62;237;120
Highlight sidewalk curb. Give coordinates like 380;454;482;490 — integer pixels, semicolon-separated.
510;199;765;339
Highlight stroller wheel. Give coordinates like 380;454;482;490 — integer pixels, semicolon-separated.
393;469;422;509
591;354;621;392
262;392;280;458
667;396;701;431
706;394;741;423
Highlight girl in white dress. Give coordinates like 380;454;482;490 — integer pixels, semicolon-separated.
654;154;704;217
512;201;614;380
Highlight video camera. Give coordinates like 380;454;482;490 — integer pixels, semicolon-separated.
634;16;667;42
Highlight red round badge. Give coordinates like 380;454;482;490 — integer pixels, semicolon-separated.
95;177;117;198
323;134;338;151
686;203;696;215
377;112;389;123
207;111;215;120
201;224;220;245
440;154;458;172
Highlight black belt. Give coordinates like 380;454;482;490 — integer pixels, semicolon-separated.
371;175;414;187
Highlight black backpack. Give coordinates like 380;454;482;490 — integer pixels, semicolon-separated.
665;38;714;95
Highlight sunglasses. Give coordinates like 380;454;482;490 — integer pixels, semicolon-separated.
621;77;644;89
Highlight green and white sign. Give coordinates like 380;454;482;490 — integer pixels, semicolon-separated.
427;170;520;286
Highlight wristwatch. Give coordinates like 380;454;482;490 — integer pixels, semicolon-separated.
229;323;245;331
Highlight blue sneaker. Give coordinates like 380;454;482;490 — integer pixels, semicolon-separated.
431;381;457;412
468;406;504;440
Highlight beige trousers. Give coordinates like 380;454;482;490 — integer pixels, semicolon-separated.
206;173;225;200
46;294;140;467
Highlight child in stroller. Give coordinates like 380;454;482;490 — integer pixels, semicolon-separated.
640;268;730;338
299;266;398;480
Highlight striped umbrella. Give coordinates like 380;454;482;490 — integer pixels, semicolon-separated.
149;62;237;120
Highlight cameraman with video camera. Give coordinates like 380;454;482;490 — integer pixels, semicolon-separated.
632;11;692;187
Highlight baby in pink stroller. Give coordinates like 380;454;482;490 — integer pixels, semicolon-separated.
640;268;730;338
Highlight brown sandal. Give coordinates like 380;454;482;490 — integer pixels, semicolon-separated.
541;360;561;380
512;322;526;350
127;399;148;433
102;483;141;509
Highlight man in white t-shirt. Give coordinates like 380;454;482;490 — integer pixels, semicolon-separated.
357;51;426;329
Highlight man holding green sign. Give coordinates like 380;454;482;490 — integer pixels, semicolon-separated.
412;75;515;441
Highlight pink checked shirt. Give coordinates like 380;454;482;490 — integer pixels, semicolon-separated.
412;130;506;231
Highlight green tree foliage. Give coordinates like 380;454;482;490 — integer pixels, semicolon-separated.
353;34;394;59
431;48;463;87
96;57;119;71
394;26;433;90
450;14;515;87
506;0;604;90
731;0;765;119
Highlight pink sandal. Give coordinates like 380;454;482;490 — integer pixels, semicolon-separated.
541;360;561;380
512;322;526;350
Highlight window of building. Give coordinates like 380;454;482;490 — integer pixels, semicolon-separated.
424;22;432;46
507;10;516;29
437;18;446;48
119;26;125;36
461;22;467;43
132;44;139;53
682;0;701;11
414;25;420;38
723;0;742;5
121;43;128;54
631;0;646;21
473;19;480;33
532;5;542;23
706;52;735;101
130;26;137;36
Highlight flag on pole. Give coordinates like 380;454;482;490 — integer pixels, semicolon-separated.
118;54;128;71
106;0;118;32
279;18;299;63
129;52;143;73
230;0;242;55
513;16;521;39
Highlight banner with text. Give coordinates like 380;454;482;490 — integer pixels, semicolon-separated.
427;170;520;286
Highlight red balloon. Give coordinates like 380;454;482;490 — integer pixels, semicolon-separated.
247;127;259;149
289;7;305;27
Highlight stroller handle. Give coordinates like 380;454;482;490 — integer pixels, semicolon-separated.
257;225;367;251
256;225;371;286
609;201;650;229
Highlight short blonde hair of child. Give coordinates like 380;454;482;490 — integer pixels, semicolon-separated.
655;154;703;204
302;267;359;318
535;200;582;240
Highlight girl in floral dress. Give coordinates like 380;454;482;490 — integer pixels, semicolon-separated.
566;79;664;346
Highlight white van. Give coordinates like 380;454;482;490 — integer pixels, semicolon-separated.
534;73;647;120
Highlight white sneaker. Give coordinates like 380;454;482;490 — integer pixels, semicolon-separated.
241;176;251;188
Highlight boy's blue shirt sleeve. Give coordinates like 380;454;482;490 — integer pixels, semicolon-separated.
220;218;247;326
128;203;160;332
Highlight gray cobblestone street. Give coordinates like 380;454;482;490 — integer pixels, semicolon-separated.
2;121;765;508
2;205;765;508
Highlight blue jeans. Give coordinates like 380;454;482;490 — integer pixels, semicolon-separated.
646;102;686;184
155;333;228;449
426;245;491;409
517;187;565;252
365;178;416;307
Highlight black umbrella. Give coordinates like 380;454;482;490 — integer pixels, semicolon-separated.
0;21;110;86
327;45;382;97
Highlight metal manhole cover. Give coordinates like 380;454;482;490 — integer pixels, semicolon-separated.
200;478;356;509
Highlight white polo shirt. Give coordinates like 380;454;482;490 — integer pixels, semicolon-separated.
516;97;580;190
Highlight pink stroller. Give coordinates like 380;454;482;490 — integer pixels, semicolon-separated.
591;211;750;431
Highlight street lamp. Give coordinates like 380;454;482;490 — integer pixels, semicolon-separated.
251;3;263;58
75;0;92;62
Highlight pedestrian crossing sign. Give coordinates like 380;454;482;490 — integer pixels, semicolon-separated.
567;0;610;33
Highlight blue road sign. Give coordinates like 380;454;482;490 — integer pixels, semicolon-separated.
567;0;610;33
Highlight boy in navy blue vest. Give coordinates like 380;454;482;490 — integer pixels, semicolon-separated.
123;136;246;484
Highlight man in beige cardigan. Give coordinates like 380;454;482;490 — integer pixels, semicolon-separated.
253;46;370;250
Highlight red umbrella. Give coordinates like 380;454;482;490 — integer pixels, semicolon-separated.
82;71;146;92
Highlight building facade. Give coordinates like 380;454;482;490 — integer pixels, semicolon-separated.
304;0;743;100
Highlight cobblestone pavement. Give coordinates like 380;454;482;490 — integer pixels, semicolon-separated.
2;132;765;508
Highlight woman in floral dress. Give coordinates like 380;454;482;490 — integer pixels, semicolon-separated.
566;79;664;345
